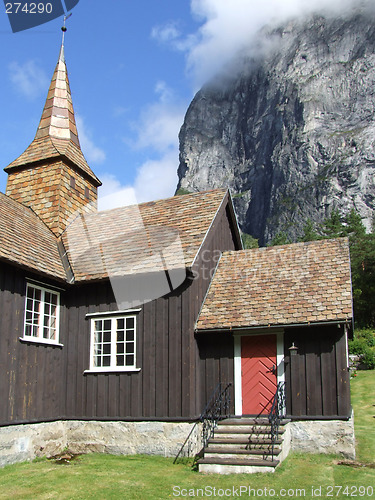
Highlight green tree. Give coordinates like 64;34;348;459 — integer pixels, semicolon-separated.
346;208;366;238
269;232;291;246
350;232;375;327
320;208;345;238
241;232;259;249
299;219;320;242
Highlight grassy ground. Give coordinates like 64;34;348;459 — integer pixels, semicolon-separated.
0;372;374;500
350;371;375;463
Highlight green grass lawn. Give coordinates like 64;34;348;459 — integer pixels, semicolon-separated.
0;372;374;500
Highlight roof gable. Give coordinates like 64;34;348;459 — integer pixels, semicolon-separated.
196;238;353;331
62;189;229;282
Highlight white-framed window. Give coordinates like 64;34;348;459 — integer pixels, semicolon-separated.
87;314;140;372
23;283;60;345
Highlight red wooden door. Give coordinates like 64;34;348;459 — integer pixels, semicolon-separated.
241;335;277;415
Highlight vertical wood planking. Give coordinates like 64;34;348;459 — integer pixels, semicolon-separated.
305;336;322;415
320;333;337;415
285;326;351;418
335;328;351;416
155;297;168;417
168;293;182;417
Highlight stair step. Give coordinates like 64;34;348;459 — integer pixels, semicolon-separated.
219;417;270;425
205;446;281;456
209;437;282;446
215;426;285;435
198;457;280;467
219;417;290;426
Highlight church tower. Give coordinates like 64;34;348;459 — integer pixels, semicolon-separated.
4;37;101;237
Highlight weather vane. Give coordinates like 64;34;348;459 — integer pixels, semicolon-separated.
61;13;73;43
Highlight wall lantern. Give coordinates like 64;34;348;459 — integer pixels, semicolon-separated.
289;342;298;356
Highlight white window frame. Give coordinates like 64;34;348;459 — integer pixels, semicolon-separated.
86;313;141;373
22;282;61;346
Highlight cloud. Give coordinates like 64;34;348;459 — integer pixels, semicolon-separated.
151;22;181;44
99;81;182;210
98;174;138;210
132;81;186;153
180;0;367;86
98;152;178;211
9;60;49;99
76;115;106;163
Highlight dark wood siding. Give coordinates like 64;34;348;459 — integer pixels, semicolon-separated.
197;333;234;415
0;263;65;425
285;325;351;418
0;196;240;425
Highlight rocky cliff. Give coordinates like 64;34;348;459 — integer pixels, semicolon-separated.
177;6;375;245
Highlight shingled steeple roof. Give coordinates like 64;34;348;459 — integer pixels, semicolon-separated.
4;41;101;187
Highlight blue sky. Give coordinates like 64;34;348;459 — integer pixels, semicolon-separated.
0;0;360;210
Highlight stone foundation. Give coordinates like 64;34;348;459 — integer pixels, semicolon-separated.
287;413;356;460
0;415;355;468
0;420;201;468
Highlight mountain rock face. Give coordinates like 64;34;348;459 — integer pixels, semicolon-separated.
177;7;375;245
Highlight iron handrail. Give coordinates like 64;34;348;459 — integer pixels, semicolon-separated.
200;382;232;448
268;381;286;461
173;382;232;464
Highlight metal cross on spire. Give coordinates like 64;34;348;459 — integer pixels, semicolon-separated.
61;13;73;44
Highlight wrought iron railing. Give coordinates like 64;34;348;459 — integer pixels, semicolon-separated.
173;382;232;464
268;381;286;461
201;382;232;448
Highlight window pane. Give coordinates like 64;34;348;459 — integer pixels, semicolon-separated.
125;355;134;366
125;344;134;355
117;343;124;354
117;318;124;330
127;330;134;342
117;355;125;366
126;317;134;329
103;319;111;331
103;356;111;367
117;331;124;342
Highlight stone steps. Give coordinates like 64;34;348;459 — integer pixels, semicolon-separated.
197;417;289;474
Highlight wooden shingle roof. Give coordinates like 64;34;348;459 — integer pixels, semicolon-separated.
196;238;353;331
62;189;229;282
0;189;229;283
0;192;67;280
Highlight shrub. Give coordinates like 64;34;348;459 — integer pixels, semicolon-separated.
349;337;368;356
362;350;375;370
349;329;375;370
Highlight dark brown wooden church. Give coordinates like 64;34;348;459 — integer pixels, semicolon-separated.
0;40;355;472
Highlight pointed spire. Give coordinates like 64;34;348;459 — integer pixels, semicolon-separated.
34;37;80;146
4;23;101;189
